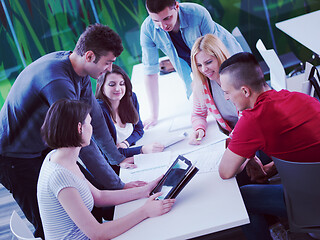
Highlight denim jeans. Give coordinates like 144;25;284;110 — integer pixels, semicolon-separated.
240;184;288;240
0;154;45;239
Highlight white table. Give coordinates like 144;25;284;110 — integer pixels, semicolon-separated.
113;65;249;240
276;10;320;55
113;120;249;240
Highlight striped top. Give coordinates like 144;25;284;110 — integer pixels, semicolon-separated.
191;79;238;135
37;150;94;240
209;79;238;129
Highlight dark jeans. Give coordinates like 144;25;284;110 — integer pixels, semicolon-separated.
0;154;45;239
240;184;288;240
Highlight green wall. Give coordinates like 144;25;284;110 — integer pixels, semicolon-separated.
0;0;319;107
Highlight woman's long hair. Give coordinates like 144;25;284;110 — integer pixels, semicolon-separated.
96;64;139;124
190;34;230;104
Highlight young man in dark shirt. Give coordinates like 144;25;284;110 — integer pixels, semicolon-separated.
0;23;142;238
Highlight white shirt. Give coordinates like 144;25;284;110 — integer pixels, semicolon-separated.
115;123;134;143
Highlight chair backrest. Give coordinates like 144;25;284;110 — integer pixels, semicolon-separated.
272;157;320;234
301;62;314;95
10;210;42;240
256;39;287;91
231;27;252;53
305;62;320;99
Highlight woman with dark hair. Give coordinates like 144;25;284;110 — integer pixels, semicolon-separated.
96;65;164;157
37;99;175;240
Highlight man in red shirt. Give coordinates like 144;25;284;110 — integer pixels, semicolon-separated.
218;52;320;240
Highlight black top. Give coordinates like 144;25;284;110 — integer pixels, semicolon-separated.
169;30;191;67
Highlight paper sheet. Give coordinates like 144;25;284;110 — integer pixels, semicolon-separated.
182;141;224;173
169;115;192;132
159;132;188;148
120;152;172;183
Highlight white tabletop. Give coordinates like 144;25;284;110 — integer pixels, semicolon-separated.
113;120;249;240
112;64;249;240
130;57;191;122
276;10;320;55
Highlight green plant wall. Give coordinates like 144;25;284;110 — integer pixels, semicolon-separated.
0;0;319;107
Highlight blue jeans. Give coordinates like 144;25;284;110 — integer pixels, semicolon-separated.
0;154;45;239
240;184;288;240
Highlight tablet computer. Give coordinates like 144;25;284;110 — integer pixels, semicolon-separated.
150;155;199;200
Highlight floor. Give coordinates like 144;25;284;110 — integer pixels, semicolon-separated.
0;183;316;240
0;184;34;240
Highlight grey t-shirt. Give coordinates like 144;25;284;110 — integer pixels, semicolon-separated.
38;150;93;239
210;79;238;129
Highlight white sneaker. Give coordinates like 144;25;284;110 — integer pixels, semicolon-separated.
269;223;289;240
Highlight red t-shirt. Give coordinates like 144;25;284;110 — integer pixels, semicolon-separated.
228;90;320;162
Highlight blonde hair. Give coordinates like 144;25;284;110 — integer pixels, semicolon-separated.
191;34;230;103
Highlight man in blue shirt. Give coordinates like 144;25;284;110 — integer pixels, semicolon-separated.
141;0;243;128
0;24;141;238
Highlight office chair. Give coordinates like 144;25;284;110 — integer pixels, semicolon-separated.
231;27;252;53
232;27;303;77
256;39;305;92
232;27;269;75
256;39;286;90
302;62;320;100
10;210;42;240
272;157;320;235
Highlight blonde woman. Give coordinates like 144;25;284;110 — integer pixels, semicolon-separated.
189;34;239;145
190;35;273;186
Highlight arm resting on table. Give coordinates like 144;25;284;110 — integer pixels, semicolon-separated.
219;148;247;179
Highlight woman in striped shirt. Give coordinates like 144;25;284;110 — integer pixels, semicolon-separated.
190;35;273;187
189;34;239;145
37;99;175;240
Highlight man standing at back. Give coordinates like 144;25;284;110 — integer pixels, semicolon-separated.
0;23;139;238
141;0;242;128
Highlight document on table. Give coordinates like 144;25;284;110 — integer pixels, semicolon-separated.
182;141;224;173
120;152;173;183
158;131;188;148
169;115;192;132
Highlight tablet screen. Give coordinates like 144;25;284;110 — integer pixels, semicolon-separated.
151;155;193;200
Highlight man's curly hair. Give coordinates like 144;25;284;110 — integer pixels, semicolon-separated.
74;23;123;63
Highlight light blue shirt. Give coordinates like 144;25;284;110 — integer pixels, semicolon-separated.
140;3;243;97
